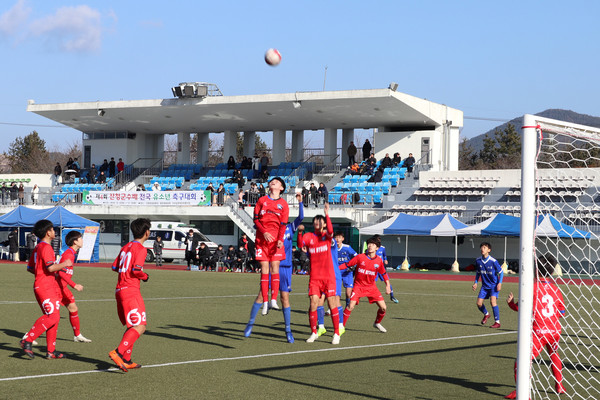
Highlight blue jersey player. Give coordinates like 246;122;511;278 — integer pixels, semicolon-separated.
334;232;357;306
471;242;503;328
245;193;304;343
371;235;399;304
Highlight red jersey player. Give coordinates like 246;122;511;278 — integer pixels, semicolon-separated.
108;218;151;372
56;230;91;343
504;253;566;399
252;177;289;316
297;202;342;344
20;219;74;359
339;235;391;333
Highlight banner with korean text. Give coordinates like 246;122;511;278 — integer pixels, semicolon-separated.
82;190;211;206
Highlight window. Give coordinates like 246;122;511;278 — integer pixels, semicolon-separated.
190;220;234;236
150;230;173;241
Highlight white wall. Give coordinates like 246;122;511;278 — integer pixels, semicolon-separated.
374;130;440;170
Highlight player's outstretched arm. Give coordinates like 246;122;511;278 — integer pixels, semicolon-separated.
506;292;518;311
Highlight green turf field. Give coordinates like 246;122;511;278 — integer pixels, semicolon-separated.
0;264;565;399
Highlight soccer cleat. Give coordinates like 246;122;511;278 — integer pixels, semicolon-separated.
286;331;295;343
261;302;269;316
504;390;516;399
317;326;327;337
481;313;490;325
325;308;331;316
45;351;65;359
490;322;501;329
243;323;253;337
123;360;142;369
20;339;34;359
108;349;128;372
374;323;387;333
74;334;92;343
22;333;38;346
270;299;280;310
306;332;319;343
390;295;399;304
556;383;566;394
331;334;340;345
339;325;346;336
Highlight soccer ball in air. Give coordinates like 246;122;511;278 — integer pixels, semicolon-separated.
265;48;281;66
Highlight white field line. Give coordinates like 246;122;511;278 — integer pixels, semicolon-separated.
0;331;516;382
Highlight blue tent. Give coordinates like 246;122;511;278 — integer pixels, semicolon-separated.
360;213;467;236
0;206;100;262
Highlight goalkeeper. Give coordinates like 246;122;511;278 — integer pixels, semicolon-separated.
504;254;566;399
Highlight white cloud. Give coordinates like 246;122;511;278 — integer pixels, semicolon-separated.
29;5;103;53
0;0;32;37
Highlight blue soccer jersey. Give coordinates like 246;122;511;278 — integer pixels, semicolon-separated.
375;246;388;281
337;243;357;287
474;255;503;289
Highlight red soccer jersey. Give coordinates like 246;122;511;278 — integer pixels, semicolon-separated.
112;241;148;291
345;253;387;287
254;195;289;242
298;215;334;281
532;280;565;334
56;247;77;290
27;241;60;292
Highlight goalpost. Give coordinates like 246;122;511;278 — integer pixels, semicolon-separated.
519;115;600;399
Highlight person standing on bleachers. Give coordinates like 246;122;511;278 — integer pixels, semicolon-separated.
18;183;25;205
88;164;98;184
233;169;245;189
31;184;39;205
260;152;269;176
1;182;7;205
253;154;261;174
362;139;372;162
206;182;215;203
317;182;328;205
53;162;62;187
99;159;109;176
404;153;416;173
108;157;116;178
309;182;318;207
216;183;225;206
347;141;357;166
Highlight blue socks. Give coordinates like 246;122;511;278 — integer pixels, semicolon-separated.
478;305;488;315
317;306;325;326
492;305;500;322
283;307;291;332
338;306;344;324
248;302;262;325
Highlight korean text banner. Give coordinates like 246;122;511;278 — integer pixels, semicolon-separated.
82;190;211;206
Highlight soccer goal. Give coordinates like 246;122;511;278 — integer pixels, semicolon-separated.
519;115;600;399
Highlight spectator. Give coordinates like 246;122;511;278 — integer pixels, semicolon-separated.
152;182;161;191
18;183;25;205
26;231;37;261
97;171;107;184
184;230;198;270
206;182;215;203
216;183;226;206
380;153;393;169
257;183;266;197
72;158;80;171
99;159;109;175
260;152;269;175
153;236;164;266
236;245;249;272
347;141;357;166
211;244;226;271
117;158;125;174
51;235;61;257
0;183;6;205
362;139;372;161
136;184;146;191
393;152;402;166
227;155;236;170
248;182;259;205
88;163;98;184
225;245;237;271
252;153;261;173
238;189;245;209
66;157;74;171
404;153;416;173
349;162;359;175
108;157;116;177
317;182;328;204
369;167;384;183
196;242;211;271
238;233;248;253
233;169;245;189
8;228;19;261
301;185;309;206
367;152;377;165
53;162;62;187
241;156;252;170
293;245;309;274
309;182;318;207
31;184;39;205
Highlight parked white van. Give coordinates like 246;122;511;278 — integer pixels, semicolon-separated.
144;221;218;263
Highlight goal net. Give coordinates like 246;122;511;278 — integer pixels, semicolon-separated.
519;115;600;399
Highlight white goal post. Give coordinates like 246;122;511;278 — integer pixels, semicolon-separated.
519;114;600;399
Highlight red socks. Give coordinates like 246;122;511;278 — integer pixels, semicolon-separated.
117;328;141;361
69;311;81;336
260;274;269;302
270;273;280;301
27;313;60;343
46;323;58;352
550;352;563;386
330;308;340;335
375;309;386;324
309;310;318;334
343;308;352;326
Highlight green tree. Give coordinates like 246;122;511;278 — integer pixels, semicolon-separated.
4;131;52;173
494;123;521;169
235;133;269;160
479;133;498;168
458;138;478;170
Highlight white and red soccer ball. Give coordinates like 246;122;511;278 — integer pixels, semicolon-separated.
264;48;281;66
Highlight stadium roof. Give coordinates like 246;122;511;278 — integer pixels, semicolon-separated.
26;88;463;134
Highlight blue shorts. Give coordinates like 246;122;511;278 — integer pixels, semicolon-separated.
341;271;354;288
478;287;499;300
279;266;292;293
335;273;342;297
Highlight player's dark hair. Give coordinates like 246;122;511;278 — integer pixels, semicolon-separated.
33;219;54;239
334;231;344;238
537;253;557;277
480;242;492;250
312;215;326;225
131;218;151;240
65;230;82;246
367;236;381;247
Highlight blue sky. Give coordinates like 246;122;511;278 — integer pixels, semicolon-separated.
1;0;599;153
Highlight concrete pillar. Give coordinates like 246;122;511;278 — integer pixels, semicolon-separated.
341;128;354;166
272;129;286;166
243;131;256;158
196;133;209;166
177;133;190;164
323;128;338;165
223;130;237;163
291;130;304;162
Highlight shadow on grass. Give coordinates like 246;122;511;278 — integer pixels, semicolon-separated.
240;340;516;399
146;326;236;349
391;369;509;397
392;316;516;330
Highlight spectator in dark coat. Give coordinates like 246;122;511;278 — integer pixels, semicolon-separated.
233;169;245;189
10;183;18;204
392;152;402;166
347;141;357;166
99;159;109;174
317;182;328;204
88;164;98;183
1;183;7;205
196;242;211;270
97;171;107;183
8;228;19;261
380;153;393;169
369;167;384;183
309;182;318;207
108;157;116;177
184;230;198;269
404;153;416;172
216;183;226;206
225;245;237;271
227;156;236;170
26;231;37;261
153;236;164;266
362;139;372;161
211;244;226;270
